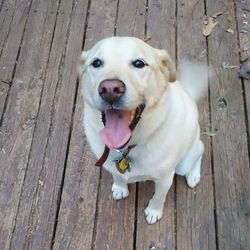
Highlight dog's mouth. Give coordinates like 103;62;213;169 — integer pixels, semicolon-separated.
99;104;145;149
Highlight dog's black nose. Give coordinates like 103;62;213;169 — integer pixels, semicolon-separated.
98;79;125;104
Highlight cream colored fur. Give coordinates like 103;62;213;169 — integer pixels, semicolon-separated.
79;37;206;224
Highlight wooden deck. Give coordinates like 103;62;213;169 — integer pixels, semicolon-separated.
0;0;249;249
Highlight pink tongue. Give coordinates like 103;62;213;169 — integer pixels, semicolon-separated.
100;109;132;149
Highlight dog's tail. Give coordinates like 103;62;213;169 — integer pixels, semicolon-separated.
178;61;213;102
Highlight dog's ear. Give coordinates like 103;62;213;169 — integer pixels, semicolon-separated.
78;51;88;78
155;49;176;82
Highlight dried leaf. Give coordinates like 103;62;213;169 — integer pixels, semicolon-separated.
201;131;217;137
222;62;238;69
38;180;44;186
212;11;223;18
226;28;234;34
203;17;218;36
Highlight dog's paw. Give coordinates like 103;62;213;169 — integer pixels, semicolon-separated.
112;183;129;200
144;206;163;224
186;169;200;188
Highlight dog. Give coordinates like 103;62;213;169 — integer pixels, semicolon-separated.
78;36;208;224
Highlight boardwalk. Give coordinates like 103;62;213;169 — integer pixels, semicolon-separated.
0;0;249;249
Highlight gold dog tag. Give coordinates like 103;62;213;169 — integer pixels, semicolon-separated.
117;157;130;174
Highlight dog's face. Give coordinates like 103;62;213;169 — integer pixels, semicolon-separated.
79;37;176;149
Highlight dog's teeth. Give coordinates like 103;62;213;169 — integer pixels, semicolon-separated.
129;110;135;123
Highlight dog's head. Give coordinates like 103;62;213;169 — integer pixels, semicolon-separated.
78;36;176;149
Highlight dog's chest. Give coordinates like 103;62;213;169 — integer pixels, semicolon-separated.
114;163;157;183
106;148;164;183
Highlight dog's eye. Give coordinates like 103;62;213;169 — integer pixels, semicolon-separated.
91;58;103;68
132;59;147;68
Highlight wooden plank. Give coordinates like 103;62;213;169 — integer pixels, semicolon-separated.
93;1;146;250
0;0;16;52
0;0;4;13
83;0;118;50
53;1;120;249
0;0;60;249
0;82;9;120
116;0;145;37
0;0;32;117
0;0;3;10
8;0;90;249
0;0;15;116
232;1;250;249
206;0;250;249
136;0;176;249
235;0;250;149
7;1;86;249
175;0;216;249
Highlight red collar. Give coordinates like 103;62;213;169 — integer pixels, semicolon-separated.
95;144;136;167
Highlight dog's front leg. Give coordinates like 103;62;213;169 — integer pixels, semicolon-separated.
111;174;129;200
145;172;174;224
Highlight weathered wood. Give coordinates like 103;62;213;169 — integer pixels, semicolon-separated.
0;82;9;120
0;0;15;115
0;0;32;117
146;0;176;51
233;1;250;249
53;133;99;250
93;1;146;250
206;0;250;249
53;1;120;249
83;0;118;50
136;0;176;249
8;0;90;249
0;0;4;13
235;0;250;150
0;0;60;249
176;0;216;249
0;0;16;52
116;0;145;37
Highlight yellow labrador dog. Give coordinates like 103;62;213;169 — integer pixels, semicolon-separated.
78;37;207;224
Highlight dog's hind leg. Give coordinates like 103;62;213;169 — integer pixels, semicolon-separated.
111;174;129;200
176;140;204;188
185;154;202;188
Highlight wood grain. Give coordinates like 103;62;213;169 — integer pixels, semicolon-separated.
0;0;32;117
53;0;120;249
206;0;250;249
176;0;216;249
0;82;8;119
136;0;176;249
235;0;250;149
116;0;145;37
8;0;90;249
0;0;60;249
0;0;17;52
